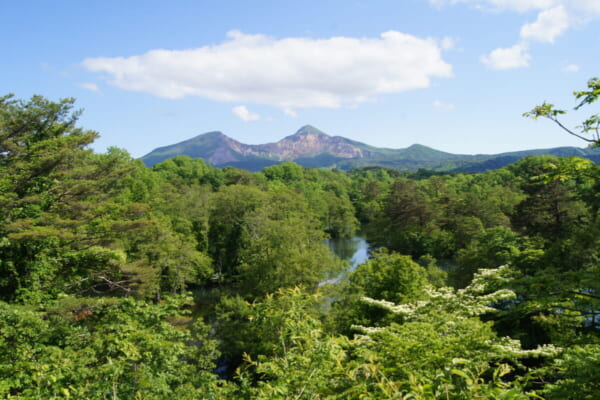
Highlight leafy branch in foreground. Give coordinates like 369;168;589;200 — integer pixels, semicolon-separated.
524;77;600;146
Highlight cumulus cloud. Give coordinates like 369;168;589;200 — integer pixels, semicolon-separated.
232;105;260;121
483;5;569;70
481;44;531;69
433;100;455;111
82;31;452;113
520;6;569;43
430;0;600;69
78;82;100;92
564;64;580;72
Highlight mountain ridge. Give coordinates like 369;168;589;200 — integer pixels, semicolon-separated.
141;125;600;172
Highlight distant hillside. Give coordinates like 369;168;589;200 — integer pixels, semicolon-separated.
141;125;600;172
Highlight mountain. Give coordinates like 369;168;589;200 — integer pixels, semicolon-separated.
141;125;600;172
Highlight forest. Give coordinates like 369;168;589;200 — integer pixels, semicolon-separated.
0;79;599;399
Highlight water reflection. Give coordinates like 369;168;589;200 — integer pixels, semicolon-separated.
320;236;369;286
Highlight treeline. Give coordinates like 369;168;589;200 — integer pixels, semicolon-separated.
1;94;599;399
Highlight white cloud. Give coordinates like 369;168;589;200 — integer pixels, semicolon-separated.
430;0;600;15
562;0;600;15
440;36;457;50
429;0;557;13
520;6;569;43
232;105;260;121
565;64;580;72
82;31;452;113
481;44;531;69
283;108;298;118
78;82;100;92
431;0;600;69
433;100;455;111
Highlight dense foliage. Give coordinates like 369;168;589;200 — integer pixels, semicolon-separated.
1;89;599;398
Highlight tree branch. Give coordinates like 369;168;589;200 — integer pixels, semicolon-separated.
548;116;595;143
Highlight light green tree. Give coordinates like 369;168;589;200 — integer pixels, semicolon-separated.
524;77;600;146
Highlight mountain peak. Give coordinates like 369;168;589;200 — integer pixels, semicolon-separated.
196;130;226;139
293;125;329;137
405;143;430;150
141;126;600;172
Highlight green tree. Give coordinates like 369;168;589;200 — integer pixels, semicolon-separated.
369;178;436;256
540;344;600;400
346;266;555;399
454;226;522;287
215;287;328;380
510;157;590;241
240;268;549;399
262;161;304;185
152;155;223;190
0;295;225;399
208;184;342;296
0;95;150;302
329;251;429;334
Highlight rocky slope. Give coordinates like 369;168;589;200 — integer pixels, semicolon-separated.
141;125;600;172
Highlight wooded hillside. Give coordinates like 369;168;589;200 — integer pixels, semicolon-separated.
1;93;599;399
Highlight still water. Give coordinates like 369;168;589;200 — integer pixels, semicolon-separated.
320;236;369;286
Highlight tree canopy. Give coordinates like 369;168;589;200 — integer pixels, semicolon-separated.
1;92;599;398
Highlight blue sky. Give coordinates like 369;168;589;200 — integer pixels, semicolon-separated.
2;0;599;158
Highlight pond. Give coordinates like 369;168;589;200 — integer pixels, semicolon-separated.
319;235;370;286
